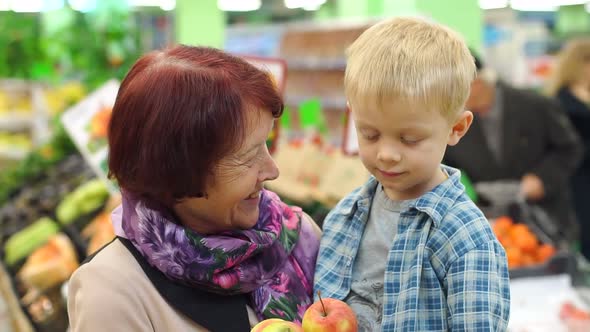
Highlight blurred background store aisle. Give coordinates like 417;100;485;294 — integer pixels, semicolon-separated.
0;0;590;331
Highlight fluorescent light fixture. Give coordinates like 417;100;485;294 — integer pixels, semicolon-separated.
128;0;175;10
217;0;261;11
510;0;557;11
556;0;587;5
159;0;175;11
479;0;508;9
511;0;588;11
0;1;11;11
44;0;65;11
129;0;160;6
68;0;96;12
302;4;321;10
11;0;44;12
284;0;326;9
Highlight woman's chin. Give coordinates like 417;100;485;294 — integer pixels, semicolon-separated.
235;206;260;230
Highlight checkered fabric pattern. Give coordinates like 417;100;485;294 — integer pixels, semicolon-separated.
314;165;510;331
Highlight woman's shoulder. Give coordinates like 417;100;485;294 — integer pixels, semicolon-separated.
67;239;159;331
68;239;148;303
76;238;141;279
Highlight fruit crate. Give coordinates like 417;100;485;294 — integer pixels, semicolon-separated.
0;153;109;332
488;203;577;279
474;180;578;278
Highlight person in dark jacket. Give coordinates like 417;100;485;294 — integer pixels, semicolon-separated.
445;54;583;243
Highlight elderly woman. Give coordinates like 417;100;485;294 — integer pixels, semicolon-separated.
67;45;321;331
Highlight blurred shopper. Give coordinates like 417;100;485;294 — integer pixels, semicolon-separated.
546;39;590;259
445;53;582;242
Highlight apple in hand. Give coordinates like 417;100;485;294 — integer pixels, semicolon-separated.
251;318;304;332
302;291;358;332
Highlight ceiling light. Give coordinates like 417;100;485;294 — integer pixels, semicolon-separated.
68;0;96;12
159;0;174;11
217;0;261;11
510;0;558;11
510;0;588;11
479;0;509;9
284;0;326;10
11;0;44;12
0;1;11;11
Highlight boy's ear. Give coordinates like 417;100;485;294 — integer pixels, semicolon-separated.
447;110;473;146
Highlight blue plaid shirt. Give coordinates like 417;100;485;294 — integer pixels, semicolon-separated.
314;166;510;331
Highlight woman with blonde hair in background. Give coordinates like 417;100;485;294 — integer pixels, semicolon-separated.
547;38;590;260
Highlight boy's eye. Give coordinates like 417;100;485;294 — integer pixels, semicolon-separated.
401;137;421;145
362;133;379;141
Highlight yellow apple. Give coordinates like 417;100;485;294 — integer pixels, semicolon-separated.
251;318;304;332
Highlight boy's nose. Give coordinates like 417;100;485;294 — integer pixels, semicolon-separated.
377;145;402;163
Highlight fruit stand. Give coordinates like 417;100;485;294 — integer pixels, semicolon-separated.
0;149;114;331
0;80;119;331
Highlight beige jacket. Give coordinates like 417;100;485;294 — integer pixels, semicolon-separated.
68;215;321;332
67;239;258;331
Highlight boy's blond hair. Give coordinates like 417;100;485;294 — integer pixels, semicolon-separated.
344;17;476;120
545;38;590;96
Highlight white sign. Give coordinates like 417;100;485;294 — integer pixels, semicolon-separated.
61;80;119;193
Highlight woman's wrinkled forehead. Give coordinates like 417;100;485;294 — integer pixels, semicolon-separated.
234;108;274;152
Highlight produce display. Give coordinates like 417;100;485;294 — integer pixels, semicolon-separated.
0;150;111;331
491;216;557;269
0;122;77;206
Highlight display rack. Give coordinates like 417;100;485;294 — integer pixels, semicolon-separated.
0;80;51;167
278;21;370;144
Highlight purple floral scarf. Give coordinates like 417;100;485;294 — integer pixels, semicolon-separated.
118;189;319;323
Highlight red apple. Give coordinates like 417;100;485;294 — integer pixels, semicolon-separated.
251;318;304;332
302;292;358;332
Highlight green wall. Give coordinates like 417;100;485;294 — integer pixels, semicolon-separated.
175;0;225;48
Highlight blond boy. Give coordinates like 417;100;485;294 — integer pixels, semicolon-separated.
314;17;510;331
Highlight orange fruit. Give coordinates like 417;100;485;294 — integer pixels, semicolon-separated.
522;253;537;267
509;224;532;242
498;235;514;249
493;216;514;236
506;247;523;268
515;233;539;254
537;244;556;263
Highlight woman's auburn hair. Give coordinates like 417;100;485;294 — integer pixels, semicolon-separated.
108;44;283;204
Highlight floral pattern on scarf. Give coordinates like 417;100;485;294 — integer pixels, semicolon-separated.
120;189;319;323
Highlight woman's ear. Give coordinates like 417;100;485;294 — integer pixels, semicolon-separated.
447;110;473;146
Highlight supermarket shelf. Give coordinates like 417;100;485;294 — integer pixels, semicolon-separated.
0;147;29;160
285;95;347;109
0;112;32;131
286;57;346;70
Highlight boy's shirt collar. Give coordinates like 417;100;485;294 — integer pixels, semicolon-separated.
342;165;464;227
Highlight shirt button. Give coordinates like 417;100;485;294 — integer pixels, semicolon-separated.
346;258;352;266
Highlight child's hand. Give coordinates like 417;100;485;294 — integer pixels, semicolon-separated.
520;174;545;201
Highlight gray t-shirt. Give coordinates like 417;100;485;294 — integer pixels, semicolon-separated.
344;186;414;332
